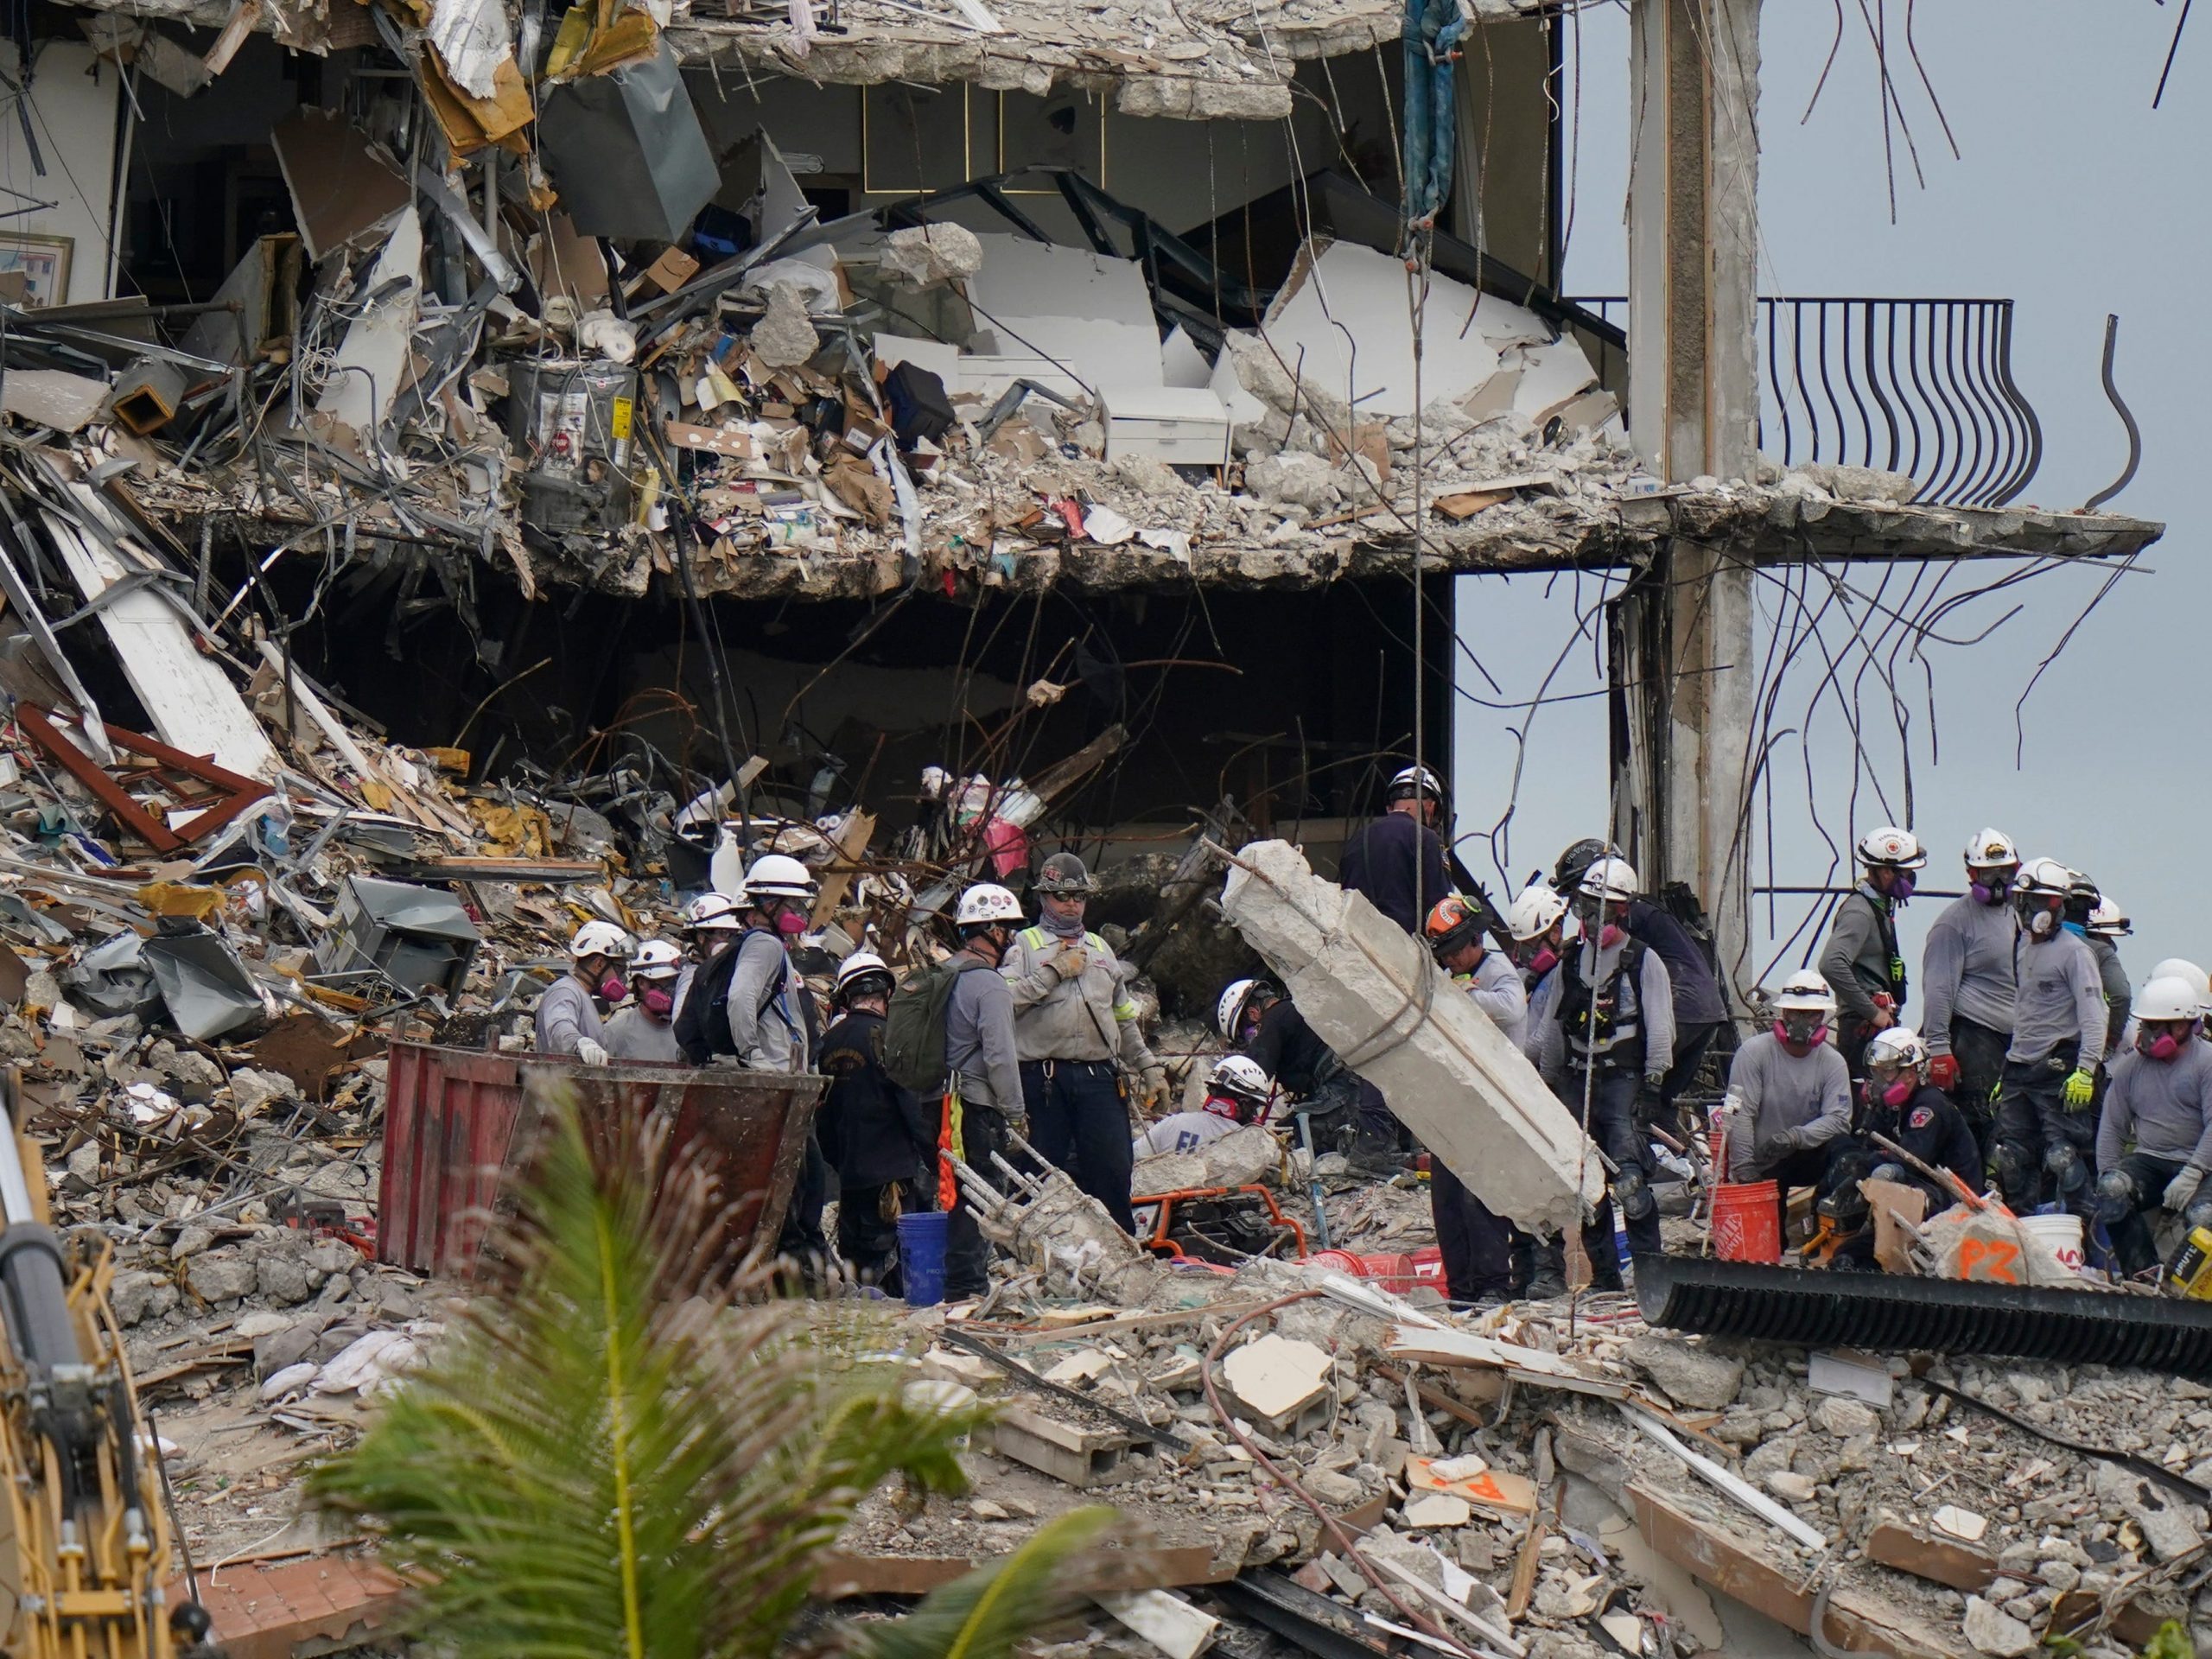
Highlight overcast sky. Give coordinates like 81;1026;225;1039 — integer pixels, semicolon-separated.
1451;0;2202;1004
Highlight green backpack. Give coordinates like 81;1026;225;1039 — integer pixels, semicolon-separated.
882;957;995;1095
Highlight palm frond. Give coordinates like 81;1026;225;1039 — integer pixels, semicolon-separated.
836;1508;1122;1659
309;1092;988;1659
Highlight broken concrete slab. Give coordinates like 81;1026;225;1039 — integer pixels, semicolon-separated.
1221;1332;1332;1427
1624;1334;1745;1410
1220;839;1602;1237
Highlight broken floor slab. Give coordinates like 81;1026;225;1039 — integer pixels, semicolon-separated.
1220;838;1602;1238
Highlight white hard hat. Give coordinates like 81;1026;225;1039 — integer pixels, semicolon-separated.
836;950;895;995
955;883;1023;927
1962;828;2020;868
1389;764;1445;801
1207;1053;1272;1102
1507;885;1570;943
1217;976;1276;1039
1856;827;1927;870
2088;897;2132;939
1866;1026;1929;1071
744;853;817;902
571;920;632;961
2013;856;2075;898
2135;976;2205;1025
683;892;745;932
2151;960;2212;1016
1576;855;1638;902
629;938;683;979
1772;969;1838;1014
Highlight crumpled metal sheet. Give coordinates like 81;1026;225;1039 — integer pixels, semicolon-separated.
141;929;267;1043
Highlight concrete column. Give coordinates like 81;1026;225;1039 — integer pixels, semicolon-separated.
1623;0;1761;1006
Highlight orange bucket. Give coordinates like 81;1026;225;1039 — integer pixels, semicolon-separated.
1711;1180;1781;1263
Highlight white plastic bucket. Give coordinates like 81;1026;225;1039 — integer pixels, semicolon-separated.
2021;1213;2085;1275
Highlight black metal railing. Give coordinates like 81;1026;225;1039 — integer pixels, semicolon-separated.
1566;296;2043;507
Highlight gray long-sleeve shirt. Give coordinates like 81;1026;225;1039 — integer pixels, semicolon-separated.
2007;931;2107;1071
1721;1030;1853;1179
1533;937;1674;1084
945;951;1024;1115
1819;884;1903;1024
1919;894;2016;1053
1461;950;1529;1052
535;975;603;1057
2097;1043;2212;1172
726;931;804;1074
603;1005;685;1064
1001;925;1157;1071
2091;937;2132;1053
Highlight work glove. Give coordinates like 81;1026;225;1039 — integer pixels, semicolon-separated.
1643;1071;1667;1098
2062;1067;2097;1111
1050;948;1089;981
2166;1166;2207;1211
1929;1052;1961;1091
576;1037;611;1067
1140;1065;1170;1113
1756;1128;1801;1166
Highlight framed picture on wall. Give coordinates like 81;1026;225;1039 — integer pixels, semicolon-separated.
0;234;72;308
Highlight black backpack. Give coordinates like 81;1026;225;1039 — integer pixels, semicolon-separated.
676;932;801;1065
882;956;995;1095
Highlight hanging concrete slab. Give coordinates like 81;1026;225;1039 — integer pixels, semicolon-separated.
1219;839;1600;1238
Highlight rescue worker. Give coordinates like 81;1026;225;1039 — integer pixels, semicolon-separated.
1856;1027;1981;1217
816;952;934;1294
1554;840;1729;1123
1338;764;1451;937
2084;888;2133;1058
1222;978;1364;1152
1506;883;1572;1299
1919;828;2018;1164
1721;970;1855;1240
2094;976;2212;1278
602;938;685;1063
1337;766;1450;1167
1824;1027;1981;1269
1426;893;1529;1304
673;891;744;1023
1134;1055;1271;1157
1532;855;1674;1277
942;882;1027;1300
1992;857;2108;1214
537;920;630;1063
674;853;818;1071
1818;827;1924;1080
1001;851;1167;1234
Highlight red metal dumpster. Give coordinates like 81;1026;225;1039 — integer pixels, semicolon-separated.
378;1041;824;1275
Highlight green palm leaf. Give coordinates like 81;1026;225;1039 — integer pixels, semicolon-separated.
835;1508;1122;1659
309;1092;990;1659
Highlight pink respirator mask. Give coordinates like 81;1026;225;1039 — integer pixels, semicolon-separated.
1526;946;1559;976
641;986;675;1018
597;974;627;1003
1774;1018;1828;1049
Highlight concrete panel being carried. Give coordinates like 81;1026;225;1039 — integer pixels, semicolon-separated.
1220;838;1601;1238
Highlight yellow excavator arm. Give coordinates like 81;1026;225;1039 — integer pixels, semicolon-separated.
0;1069;211;1658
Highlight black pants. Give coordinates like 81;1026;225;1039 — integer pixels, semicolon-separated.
838;1176;930;1294
944;1097;1016;1299
1743;1141;1860;1243
1994;1052;2092;1212
1660;1020;1727;1123
1431;1160;1516;1300
2098;1152;2212;1276
773;1132;831;1289
1554;1068;1662;1259
1840;1017;1882;1084
1947;1018;2009;1167
1023;1059;1135;1233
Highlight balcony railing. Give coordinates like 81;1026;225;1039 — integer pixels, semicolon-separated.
1567;296;2044;508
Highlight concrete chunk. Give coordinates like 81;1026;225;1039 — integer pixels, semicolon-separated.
1220;839;1602;1236
1221;1332;1332;1427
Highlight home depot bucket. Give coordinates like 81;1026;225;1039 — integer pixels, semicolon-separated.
897;1211;950;1307
1711;1181;1781;1263
2021;1213;2085;1276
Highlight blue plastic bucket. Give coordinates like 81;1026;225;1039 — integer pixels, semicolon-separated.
897;1210;950;1306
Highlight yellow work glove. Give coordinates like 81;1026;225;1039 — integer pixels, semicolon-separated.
2063;1068;2096;1111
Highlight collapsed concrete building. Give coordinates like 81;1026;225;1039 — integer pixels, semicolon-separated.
0;0;2166;1015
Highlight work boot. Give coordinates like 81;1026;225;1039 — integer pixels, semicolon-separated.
1525;1262;1568;1300
1342;1124;1407;1179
